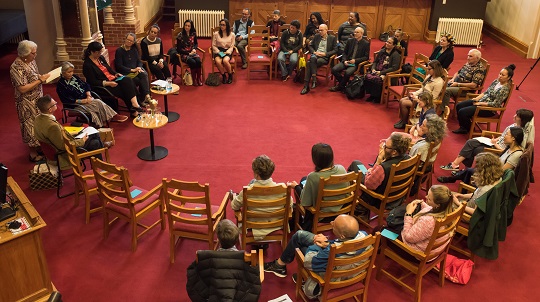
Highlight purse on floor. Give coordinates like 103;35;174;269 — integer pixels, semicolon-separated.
183;70;193;86
29;161;61;191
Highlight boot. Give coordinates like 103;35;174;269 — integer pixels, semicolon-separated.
222;73;227;84
196;68;203;86
227;72;233;84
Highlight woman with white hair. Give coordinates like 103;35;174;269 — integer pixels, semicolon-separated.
9;40;50;162
56;61;127;127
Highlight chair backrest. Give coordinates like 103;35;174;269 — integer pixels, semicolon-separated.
62;131;108;179
91;157;134;209
247;25;270;54
477;57;490;91
172;27;181;48
422;203;465;262
514;142;534;199
417;141;440;175
319;233;381;299
162;179;216;232
381;154;421;207
437;68;449;101
313;172;362;220
407;53;429;85
241;183;291;244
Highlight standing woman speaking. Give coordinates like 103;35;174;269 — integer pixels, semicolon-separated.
10;40;50;162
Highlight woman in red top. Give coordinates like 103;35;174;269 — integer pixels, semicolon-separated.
82;41;143;117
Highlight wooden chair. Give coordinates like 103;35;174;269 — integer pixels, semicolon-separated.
237;183;292;251
310;31;337;86
209;26;237;77
357;155;420;229
91;157;165;252
161;179;229;263
363;47;405;101
376;204;465;302
272;24;293;78
449;182;475;260
413;141;442;199
36;138;76;199
171;27;206;84
451;57;491;117
247;25;274;80
467;83;514;139
294;171;361;234
294;233;381;302
384;53;429;107
62;131;111;224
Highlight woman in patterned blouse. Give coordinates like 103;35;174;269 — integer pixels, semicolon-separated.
176;19;203;86
453;64;515;134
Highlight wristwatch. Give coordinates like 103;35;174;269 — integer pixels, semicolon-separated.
405;213;413;217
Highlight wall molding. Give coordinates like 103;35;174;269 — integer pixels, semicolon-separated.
483;23;529;58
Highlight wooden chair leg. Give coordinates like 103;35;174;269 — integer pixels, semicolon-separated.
414;274;422;302
103;211;109;239
170;234;175;264
131;219;138;252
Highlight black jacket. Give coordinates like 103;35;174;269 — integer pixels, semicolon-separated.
82;56;117;88
186;250;261;302
342;38;370;65
308;33;337;59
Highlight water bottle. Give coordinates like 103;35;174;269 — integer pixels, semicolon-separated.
166;77;172;92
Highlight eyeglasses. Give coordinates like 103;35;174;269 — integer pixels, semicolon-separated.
219;23;226;26
149;31;158;34
125;39;135;43
383;143;393;150
48;102;57;110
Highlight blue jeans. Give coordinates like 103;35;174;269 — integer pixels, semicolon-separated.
277;51;299;77
280;230;315;264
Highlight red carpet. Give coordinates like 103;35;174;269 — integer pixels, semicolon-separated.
1;22;538;301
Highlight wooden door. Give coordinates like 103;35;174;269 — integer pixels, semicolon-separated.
403;0;428;40
355;0;380;39
229;1;251;24
251;0;278;25
279;1;308;27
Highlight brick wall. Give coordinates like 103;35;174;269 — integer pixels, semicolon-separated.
102;0;141;46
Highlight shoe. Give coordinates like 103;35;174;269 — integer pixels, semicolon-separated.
365;96;375;103
394;121;406;129
437;176;456;183
300;86;310;95
292;273;299;284
440;163;459;171
227;73;233;84
111;114;128;122
329;85;343;92
311;76;317;89
134;106;145;113
451;170;460;176
282;75;290;82
222;73;227;84
264;260;287;278
452;128;468;134
242;63;248;69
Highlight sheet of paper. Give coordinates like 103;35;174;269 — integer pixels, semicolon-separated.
151;79;168;87
75;126;99;138
46;66;62;83
268;294;293;302
473;136;494;146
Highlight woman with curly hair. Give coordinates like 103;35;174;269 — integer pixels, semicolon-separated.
452;152;503;215
429;33;454;70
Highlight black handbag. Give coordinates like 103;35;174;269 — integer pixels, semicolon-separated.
379;25;394;42
205;72;222;86
386;203;421;232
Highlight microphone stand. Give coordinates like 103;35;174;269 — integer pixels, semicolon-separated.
516;56;540;90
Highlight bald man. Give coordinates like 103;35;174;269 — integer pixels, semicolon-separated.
264;215;369;291
301;24;338;95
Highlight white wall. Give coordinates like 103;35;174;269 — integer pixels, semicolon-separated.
135;0;162;31
485;0;540;58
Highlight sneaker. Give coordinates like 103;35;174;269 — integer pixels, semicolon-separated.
451;170;459;176
264;260;287;278
292;273;301;284
242;63;248;69
437;176;456;183
283;75;290;82
111;114;128;122
452;127;468;134
440;163;459;171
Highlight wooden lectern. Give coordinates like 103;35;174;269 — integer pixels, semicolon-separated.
0;177;54;302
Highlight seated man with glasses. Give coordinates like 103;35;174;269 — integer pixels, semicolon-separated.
347;132;412;219
115;33;152;104
232;8;255;69
34;95;105;170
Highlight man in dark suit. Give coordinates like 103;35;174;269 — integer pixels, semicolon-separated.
301;24;337;95
330;26;370;92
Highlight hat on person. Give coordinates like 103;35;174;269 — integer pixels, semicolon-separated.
273;10;280;15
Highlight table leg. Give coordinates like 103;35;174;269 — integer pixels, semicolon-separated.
137;129;168;161
163;94;180;123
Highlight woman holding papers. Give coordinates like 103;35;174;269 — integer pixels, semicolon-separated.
211;18;235;84
57;61;128;127
176;19;203;86
10;40;50;162
440;108;534;171
82;41;144;117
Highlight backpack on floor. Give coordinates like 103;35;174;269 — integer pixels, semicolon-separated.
293;66;306;83
205;72;221;86
344;75;365;100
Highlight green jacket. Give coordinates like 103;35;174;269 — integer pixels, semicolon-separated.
467;169;519;260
